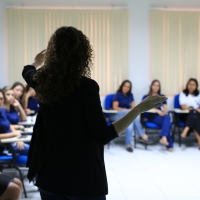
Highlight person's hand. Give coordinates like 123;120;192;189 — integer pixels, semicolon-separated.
25;108;31;115
14;141;25;150
18;125;24;130
156;110;165;116
139;95;167;113
13;131;21;137
32;49;46;68
12;99;20;108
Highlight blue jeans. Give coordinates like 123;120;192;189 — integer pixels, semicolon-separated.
110;110;145;146
39;188;106;200
150;114;173;148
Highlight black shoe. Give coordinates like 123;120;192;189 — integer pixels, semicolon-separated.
138;137;154;145
126;147;133;152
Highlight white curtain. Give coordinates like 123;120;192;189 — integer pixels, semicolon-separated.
151;10;200;94
7;9;128;94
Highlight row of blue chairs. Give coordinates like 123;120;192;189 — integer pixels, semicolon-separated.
104;94;187;149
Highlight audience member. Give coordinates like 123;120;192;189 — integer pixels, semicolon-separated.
180;78;200;149
0;89;29;155
110;80;153;153
0;173;22;200
3;87;26;125
142;80;173;152
24;85;39;115
11;82;25;107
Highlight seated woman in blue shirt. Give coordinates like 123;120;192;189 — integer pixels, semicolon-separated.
24;85;39;116
0;89;29;155
3;87;26;129
142;80;173;152
11;82;25;107
110;80;153;152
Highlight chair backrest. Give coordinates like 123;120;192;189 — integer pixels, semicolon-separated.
174;94;181;109
104;94;115;109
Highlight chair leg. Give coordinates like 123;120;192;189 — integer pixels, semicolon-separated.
134;133;137;149
178;127;181;147
172;126;175;141
14;166;27;198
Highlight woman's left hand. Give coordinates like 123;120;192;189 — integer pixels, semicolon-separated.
32;49;46;68
14;142;25;150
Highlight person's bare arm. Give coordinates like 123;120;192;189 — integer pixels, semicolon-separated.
13;99;26;121
113;96;167;135
180;104;193;111
0;126;21;140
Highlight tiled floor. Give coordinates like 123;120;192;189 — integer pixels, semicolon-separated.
17;138;200;200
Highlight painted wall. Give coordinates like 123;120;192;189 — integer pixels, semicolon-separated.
1;0;200;104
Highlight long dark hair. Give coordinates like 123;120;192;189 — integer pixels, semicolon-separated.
183;78;199;96
148;80;161;96
33;26;93;105
117;80;132;95
11;82;25;106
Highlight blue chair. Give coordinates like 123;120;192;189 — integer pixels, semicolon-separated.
172;94;186;147
104;94;115;125
0;144;28;198
140;111;160;149
140;95;173;149
104;94;115;148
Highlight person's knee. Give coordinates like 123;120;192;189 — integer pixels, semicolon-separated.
13;178;23;191
0;182;21;200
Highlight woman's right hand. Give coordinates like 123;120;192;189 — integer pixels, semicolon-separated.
139;95;167;113
25;108;31;115
13;131;21;137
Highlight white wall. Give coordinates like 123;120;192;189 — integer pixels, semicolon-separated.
1;0;200;104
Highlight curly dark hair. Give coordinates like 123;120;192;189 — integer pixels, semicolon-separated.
33;26;93;105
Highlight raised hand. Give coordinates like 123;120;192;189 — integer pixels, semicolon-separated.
32;49;46;68
139;95;167;113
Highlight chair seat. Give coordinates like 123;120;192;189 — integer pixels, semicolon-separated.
0;155;27;165
145;122;159;129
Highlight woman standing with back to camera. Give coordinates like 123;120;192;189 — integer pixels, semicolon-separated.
22;26;166;200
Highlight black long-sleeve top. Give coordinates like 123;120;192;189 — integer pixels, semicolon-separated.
22;65;118;196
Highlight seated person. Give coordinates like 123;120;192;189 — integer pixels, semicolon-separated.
11;82;25;107
180;78;200;149
3;86;26;125
110;80;152;153
142;80;173;152
24;85;39;115
0;173;22;200
0;89;29;155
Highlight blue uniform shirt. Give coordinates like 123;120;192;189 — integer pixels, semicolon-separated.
28;97;40;114
0;108;11;133
6;106;19;125
112;92;134;109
